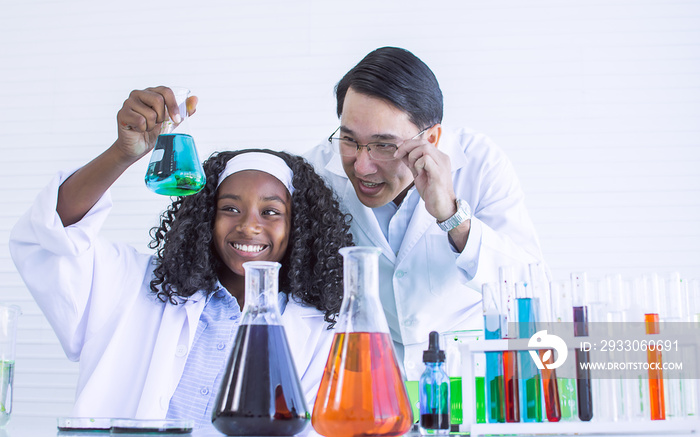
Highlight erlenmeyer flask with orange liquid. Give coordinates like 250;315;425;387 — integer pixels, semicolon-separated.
312;246;413;437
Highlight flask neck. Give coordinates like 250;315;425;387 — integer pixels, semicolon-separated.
240;261;283;325
337;247;390;333
343;251;381;299
159;87;191;135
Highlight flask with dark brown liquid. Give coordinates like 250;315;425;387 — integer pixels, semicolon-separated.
212;262;309;436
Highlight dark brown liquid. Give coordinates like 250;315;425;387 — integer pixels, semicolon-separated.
212;324;310;436
574;306;593;422
420;413;450;430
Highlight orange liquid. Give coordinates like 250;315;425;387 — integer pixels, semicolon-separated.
312;332;413;437
645;313;666;420
503;350;520;423
539;349;561;422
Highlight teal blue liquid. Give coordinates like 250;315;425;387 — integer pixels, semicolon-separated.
145;133;206;196
484;314;505;423
517;298;542;422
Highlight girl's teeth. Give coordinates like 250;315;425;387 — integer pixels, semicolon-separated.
234;243;264;253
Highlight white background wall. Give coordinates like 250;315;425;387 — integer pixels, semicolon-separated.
1;0;698;420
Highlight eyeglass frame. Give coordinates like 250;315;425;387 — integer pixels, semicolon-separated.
327;126;431;161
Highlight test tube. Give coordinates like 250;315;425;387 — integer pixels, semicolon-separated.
642;274;666;421
663;273;686;419
516;282;542;422
499;266;520;423
482;282;505;423
605;274;630;422
529;263;561;423
473;351;487;424
664;273;685;323
549;280;577;421
605;274;627;324
686;279;700;417
691;279;700;324
571;272;593;422
629;276;651;420
588;277;614;423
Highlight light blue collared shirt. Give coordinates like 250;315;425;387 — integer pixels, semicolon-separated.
167;286;288;429
372;186;421;255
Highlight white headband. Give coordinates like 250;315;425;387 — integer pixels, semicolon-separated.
216;152;295;194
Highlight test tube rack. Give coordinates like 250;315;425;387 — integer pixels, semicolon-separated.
457;337;700;436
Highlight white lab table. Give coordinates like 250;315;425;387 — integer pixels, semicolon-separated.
2;416;698;437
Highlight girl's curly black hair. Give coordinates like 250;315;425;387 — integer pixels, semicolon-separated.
148;148;354;327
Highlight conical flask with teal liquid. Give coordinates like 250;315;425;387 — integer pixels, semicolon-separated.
145;87;206;196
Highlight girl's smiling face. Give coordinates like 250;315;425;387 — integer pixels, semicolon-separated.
213;170;292;279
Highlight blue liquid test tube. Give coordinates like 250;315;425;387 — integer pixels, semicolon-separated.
516;282;542;423
482;282;505;423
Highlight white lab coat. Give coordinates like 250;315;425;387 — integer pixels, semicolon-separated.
305;127;544;380
8;170;335;419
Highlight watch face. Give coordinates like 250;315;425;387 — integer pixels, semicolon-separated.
458;199;472;219
437;199;471;231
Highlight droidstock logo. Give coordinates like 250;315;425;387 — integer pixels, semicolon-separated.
528;330;568;370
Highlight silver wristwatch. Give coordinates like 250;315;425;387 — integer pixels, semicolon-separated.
436;198;472;232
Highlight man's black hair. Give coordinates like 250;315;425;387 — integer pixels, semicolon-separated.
335;46;443;129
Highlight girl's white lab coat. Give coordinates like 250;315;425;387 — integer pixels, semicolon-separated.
9;171;335;419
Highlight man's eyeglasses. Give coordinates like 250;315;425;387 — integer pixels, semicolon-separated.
328;126;430;161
